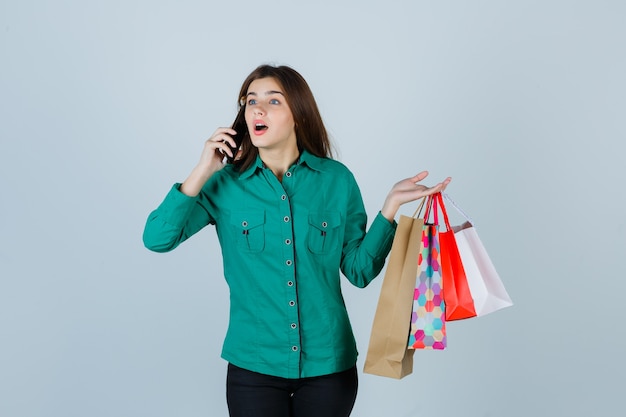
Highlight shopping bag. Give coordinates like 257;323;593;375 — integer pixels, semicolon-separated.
437;193;477;321
364;200;426;378
408;196;447;350
442;193;513;316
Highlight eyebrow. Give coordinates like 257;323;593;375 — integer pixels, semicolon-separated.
246;90;285;97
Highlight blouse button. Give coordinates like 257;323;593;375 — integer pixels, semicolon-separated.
289;300;296;307
291;346;298;351
284;216;290;223
286;260;293;266
322;221;328;228
285;172;292;178
287;281;294;287
290;323;297;329
242;221;248;227
281;194;287;201
285;238;291;245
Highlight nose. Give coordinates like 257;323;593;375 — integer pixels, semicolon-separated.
253;105;265;116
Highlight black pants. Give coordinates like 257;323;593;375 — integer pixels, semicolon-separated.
226;363;358;417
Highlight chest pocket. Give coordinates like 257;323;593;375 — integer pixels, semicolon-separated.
230;210;266;253
307;211;341;254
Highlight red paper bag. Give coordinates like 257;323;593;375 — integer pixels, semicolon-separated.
437;193;477;321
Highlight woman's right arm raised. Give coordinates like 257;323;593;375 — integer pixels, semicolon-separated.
180;127;240;196
143;128;240;252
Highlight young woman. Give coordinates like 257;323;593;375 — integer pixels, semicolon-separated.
143;64;450;417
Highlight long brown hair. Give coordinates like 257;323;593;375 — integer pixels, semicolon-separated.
232;65;333;171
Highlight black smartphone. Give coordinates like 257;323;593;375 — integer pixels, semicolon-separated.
226;108;246;163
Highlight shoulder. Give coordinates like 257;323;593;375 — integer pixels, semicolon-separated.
319;157;350;172
318;159;359;189
303;153;355;179
199;164;240;195
210;164;243;182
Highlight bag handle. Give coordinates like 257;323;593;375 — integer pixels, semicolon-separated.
441;192;475;226
436;193;452;231
423;194;439;225
411;197;427;218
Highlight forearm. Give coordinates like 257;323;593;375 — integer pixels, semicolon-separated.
180;164;217;197
381;196;400;223
340;212;396;288
143;184;212;252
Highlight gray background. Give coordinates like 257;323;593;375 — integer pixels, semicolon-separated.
1;0;624;416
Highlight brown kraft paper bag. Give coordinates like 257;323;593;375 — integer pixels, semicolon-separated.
363;213;424;379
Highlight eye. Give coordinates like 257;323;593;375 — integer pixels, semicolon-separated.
247;98;257;105
269;98;280;105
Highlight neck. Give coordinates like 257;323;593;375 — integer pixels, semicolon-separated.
259;146;300;181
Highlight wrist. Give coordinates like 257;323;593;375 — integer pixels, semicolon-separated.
181;165;213;197
381;199;399;223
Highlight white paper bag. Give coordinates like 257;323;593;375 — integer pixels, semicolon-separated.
444;194;513;316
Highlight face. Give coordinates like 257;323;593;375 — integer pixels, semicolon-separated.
244;77;297;153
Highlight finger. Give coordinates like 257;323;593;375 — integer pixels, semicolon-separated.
222;135;238;149
210;134;237;151
418;183;444;197
207;138;234;158
417;177;451;194
220;142;234;158
410;171;429;183
212;127;238;137
439;177;452;192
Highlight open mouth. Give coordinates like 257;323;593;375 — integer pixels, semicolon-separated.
254;123;268;132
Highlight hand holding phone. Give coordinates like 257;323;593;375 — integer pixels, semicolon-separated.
226;108;246;163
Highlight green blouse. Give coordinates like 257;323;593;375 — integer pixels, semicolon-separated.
143;150;396;378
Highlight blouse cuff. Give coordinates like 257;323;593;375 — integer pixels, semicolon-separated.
153;183;199;228
360;211;397;259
